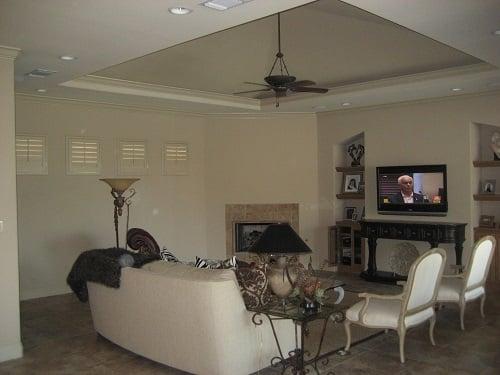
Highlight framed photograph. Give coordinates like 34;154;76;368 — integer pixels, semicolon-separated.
343;173;363;193
344;207;356;220
482;179;496;194
479;215;495;228
352;212;360;221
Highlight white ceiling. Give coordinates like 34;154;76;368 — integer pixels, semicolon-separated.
2;0;500;114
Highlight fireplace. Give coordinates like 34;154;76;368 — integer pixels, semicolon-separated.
234;222;283;252
226;203;299;256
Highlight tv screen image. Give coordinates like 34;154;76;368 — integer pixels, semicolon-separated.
377;164;447;215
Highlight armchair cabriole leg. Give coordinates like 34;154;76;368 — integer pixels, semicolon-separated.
459;300;466;331
398;327;406;364
480;295;486;318
344;320;352;352
429;314;436;346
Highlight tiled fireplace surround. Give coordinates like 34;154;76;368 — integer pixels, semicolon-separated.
225;203;299;257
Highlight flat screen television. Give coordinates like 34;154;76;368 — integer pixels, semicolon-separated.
376;164;448;216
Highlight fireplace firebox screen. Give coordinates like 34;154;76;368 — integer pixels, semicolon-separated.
234;222;284;252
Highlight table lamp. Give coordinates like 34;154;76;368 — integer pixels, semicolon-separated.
100;178;139;248
247;223;312;301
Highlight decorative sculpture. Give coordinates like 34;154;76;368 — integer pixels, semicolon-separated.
347;143;365;167
490;132;500;160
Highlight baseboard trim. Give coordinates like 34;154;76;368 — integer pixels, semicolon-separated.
0;342;23;363
20;286;71;301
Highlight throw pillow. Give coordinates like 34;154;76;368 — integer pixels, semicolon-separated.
194;256;211;269
160;248;180;263
194;256;238;269
234;263;272;309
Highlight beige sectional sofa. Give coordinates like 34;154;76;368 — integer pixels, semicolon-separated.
87;261;296;375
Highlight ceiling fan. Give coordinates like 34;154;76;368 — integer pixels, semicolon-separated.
234;12;329;107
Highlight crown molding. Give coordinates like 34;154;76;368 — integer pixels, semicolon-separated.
316;88;500;116
0;45;21;60
61;75;261;111
269;63;495;106
15;93;207;118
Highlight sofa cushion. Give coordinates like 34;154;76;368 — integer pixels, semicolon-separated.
234;263;272;309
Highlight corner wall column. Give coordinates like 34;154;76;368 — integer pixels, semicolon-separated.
0;45;23;362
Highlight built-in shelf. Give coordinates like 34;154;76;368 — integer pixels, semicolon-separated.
473;160;500;168
473;194;500;201
335;166;365;173
474;226;500;233
336;193;365;200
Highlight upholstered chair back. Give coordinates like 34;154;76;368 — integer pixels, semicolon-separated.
465;237;496;289
405;249;446;311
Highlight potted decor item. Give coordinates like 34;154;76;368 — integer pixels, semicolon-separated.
347;143;365;167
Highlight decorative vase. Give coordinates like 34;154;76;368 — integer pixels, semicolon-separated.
267;257;298;300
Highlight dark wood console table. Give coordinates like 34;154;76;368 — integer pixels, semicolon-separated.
360;219;467;283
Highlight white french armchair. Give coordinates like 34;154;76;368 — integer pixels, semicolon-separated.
436;235;496;330
344;248;446;363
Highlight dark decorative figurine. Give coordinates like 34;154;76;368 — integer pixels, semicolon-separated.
347;143;365;167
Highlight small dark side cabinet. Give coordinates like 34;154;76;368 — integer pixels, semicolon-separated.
359;219;467;283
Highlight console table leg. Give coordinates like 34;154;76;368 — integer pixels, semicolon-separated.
367;237;378;275
455;243;463;266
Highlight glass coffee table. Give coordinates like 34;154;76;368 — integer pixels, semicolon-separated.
248;280;345;375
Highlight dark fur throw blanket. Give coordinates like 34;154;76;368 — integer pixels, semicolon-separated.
67;248;159;302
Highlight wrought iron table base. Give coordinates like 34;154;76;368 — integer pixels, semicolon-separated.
252;310;345;375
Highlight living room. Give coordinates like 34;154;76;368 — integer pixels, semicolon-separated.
1;0;500;374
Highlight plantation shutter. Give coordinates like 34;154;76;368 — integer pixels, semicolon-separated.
16;135;48;175
163;142;189;175
118;140;148;175
66;137;101;175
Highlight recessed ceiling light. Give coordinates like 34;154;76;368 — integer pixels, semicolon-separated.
36;88;47;93
59;55;77;61
341;102;351;107
451;88;463;92
493;29;500;36
168;7;192;15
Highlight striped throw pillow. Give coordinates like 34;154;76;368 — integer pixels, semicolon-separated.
160;248;179;263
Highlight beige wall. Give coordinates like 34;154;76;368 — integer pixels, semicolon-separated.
204;114;320;263
15;96;208;299
0;47;22;361
317;92;500;270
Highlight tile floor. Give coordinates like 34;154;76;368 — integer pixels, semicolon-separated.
0;284;499;374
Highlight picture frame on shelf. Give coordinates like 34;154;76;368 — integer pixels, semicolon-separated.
482;179;496;194
352;212;360;221
479;215;495;228
344;207;356;220
343;172;363;193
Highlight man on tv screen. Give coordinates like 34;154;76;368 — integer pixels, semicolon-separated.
389;175;424;204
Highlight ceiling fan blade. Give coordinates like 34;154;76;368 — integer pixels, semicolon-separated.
287;80;316;87
290;86;329;93
233;88;271;94
243;82;270;87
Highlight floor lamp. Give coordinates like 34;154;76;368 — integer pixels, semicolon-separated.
100;178;139;248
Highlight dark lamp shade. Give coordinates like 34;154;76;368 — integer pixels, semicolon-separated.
247;223;312;255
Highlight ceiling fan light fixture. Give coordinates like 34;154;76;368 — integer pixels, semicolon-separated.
201;0;252;11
